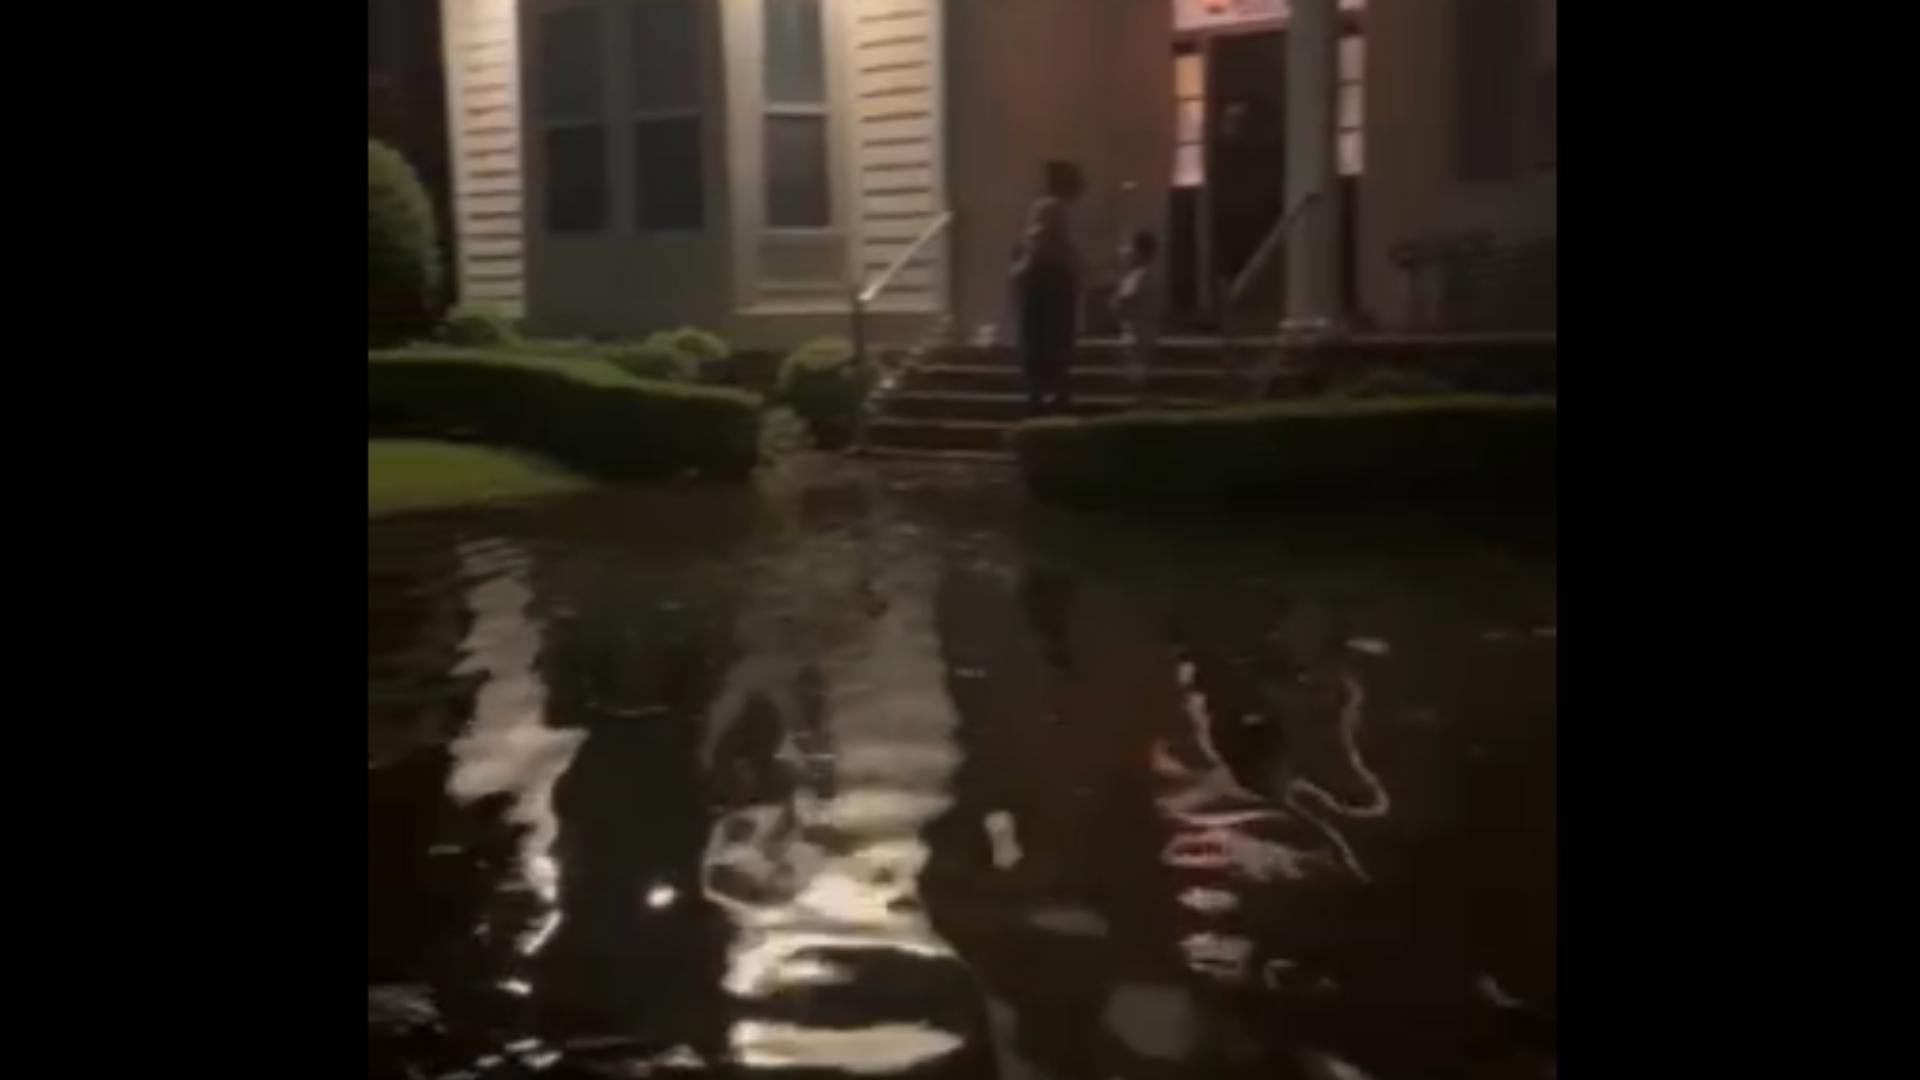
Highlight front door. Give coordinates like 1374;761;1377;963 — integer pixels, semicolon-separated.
1208;30;1287;324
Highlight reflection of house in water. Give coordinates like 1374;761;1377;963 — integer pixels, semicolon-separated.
435;0;1553;341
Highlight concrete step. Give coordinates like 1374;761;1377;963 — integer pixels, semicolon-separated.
864;417;1016;454
907;363;1290;398
854;445;1017;465
925;342;1253;370
876;390;1219;423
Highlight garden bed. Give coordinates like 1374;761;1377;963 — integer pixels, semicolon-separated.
1012;395;1556;504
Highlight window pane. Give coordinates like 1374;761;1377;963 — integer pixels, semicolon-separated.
1177;99;1206;144
766;114;829;227
1174;52;1205;100
1339;130;1364;177
1340;35;1365;83
636;116;704;229
546;125;607;232
1339;84;1364;131
1173;143;1204;189
633;0;699;111
765;0;825;105
540;7;603;119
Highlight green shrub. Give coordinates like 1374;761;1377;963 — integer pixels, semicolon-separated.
776;338;872;449
440;303;520;347
1325;366;1456;400
657;327;731;369
1012;396;1556;505
369;347;764;482
609;339;700;383
368;140;445;345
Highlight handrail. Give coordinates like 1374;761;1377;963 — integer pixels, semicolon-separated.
1224;190;1321;312
860;210;955;307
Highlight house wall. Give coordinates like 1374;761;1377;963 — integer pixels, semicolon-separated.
945;0;1174;342
1356;0;1556;328
441;0;527;314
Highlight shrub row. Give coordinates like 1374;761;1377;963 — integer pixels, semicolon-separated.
368;348;763;482
1012;396;1556;504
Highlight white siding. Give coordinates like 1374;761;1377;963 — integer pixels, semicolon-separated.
441;0;526;315
850;0;945;313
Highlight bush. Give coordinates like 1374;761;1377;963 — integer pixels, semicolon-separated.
656;327;731;370
609;339;700;383
776;338;872;449
369;347;764;482
1012;396;1556;505
1324;366;1456;400
368;140;445;345
440;303;520;348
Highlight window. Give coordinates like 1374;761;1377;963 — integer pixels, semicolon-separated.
1172;48;1205;188
541;7;607;232
632;0;704;230
764;0;830;228
1338;32;1364;176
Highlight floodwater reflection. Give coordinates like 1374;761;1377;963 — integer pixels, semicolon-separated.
369;465;1556;1080
701;514;973;1073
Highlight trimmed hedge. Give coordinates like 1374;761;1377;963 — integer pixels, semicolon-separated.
369;348;763;482
1013;396;1556;504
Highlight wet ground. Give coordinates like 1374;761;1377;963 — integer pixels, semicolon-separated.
369;459;1556;1080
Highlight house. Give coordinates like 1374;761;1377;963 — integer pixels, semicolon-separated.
435;0;1555;347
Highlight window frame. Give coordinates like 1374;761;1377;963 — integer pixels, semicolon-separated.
537;4;609;235
761;0;834;233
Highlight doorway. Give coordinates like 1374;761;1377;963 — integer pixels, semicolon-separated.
1208;29;1287;325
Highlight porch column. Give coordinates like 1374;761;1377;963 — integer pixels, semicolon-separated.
1284;0;1342;329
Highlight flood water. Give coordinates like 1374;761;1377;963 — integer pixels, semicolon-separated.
369;459;1556;1080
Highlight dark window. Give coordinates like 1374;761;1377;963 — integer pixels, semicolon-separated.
633;0;699;111
632;0;705;230
541;7;607;232
540;7;604;120
766;115;829;228
635;116;704;229
546;126;608;233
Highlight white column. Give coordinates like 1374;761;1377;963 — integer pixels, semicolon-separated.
1284;0;1342;329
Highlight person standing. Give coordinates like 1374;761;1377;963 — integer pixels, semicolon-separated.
1010;161;1085;415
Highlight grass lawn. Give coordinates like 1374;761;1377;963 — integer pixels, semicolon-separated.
368;439;589;517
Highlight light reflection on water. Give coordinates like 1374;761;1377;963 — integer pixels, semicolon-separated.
369;468;1557;1079
700;524;970;1073
443;540;585;991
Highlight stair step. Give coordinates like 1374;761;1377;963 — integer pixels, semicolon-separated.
908;363;1297;398
864;417;1016;453
876;391;1220;422
854;445;1016;464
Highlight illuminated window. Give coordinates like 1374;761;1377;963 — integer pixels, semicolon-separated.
1173;49;1206;188
764;0;830;228
540;7;607;233
631;0;704;230
1338;32;1364;176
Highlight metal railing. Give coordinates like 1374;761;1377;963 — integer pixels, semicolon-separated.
1223;189;1321;314
1216;190;1322;397
849;210;955;371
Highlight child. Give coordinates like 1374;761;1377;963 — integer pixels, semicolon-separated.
1112;230;1161;400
